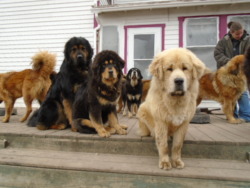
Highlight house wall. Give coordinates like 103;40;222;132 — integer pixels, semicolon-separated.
96;2;250;108
0;0;95;107
97;2;250;59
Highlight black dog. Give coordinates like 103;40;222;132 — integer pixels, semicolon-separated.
244;46;250;89
122;68;143;117
27;37;93;131
73;50;127;137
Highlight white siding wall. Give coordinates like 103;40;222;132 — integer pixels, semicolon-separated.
0;0;95;107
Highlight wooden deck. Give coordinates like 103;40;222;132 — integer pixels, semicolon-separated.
0;108;250;145
1;108;250;187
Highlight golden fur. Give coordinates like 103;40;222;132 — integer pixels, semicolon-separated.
137;48;205;170
197;55;247;124
0;51;56;122
141;79;151;102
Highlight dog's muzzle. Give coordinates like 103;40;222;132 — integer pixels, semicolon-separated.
108;68;114;77
77;53;83;59
171;78;185;96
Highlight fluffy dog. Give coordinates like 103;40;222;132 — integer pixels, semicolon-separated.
122;68;143;117
0;51;56;123
197;50;250;124
73;50;127;138
137;48;205;170
27;37;93;131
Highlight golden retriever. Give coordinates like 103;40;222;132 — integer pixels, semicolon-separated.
137;48;205;170
0;51;56;123
197;54;249;124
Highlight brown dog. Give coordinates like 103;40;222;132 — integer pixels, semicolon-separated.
197;54;249;124
0;51;56;122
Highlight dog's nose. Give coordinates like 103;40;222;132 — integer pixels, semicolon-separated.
77;54;83;59
174;78;184;85
109;69;113;76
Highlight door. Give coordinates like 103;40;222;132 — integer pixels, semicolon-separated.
127;27;162;79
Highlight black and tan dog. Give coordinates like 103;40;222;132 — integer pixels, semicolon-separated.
73;50;127;137
27;37;93;131
122;68;143;117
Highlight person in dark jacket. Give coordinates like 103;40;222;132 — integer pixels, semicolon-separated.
214;21;250;122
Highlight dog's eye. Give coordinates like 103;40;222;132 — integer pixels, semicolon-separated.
72;47;77;52
183;67;188;71
80;47;86;51
167;68;173;72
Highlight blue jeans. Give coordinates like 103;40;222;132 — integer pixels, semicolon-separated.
234;91;250;122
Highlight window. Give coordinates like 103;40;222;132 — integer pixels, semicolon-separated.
184;17;218;71
228;15;250;33
102;26;119;53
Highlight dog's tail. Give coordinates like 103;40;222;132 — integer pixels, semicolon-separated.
27;110;39;127
73;119;97;134
244;47;250;83
31;51;56;75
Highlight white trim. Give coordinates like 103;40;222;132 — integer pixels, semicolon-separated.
127;27;161;71
92;0;250;13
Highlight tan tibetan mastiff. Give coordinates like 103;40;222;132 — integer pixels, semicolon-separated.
0;51;56;123
73;50;127;137
137;48;205;170
197;50;250;124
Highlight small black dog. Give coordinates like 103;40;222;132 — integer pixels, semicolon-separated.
27;37;93;131
73;50;128;137
122;68;143;117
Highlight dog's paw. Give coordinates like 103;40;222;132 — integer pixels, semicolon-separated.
105;126;116;134
159;156;172;170
120;124;128;130
172;159;185;169
228;118;245;124
116;127;127;135
2;118;9;123
98;129;111;138
19;117;27;122
128;112;133;118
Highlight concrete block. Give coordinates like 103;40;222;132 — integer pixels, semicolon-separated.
191;108;210;124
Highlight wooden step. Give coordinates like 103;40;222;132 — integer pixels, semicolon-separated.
0;148;250;188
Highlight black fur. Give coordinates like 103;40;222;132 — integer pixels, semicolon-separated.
122;68;143;117
73;50;125;135
27;37;93;130
244;46;250;86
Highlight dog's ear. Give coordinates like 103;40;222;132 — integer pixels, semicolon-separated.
188;50;206;79
149;55;163;79
88;47;94;61
64;40;72;62
229;66;239;75
138;69;143;79
228;55;244;75
117;57;125;69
